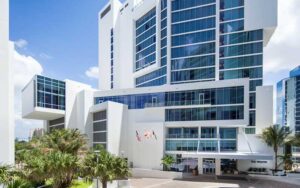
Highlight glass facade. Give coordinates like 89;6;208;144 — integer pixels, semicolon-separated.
95;86;244;109
48;117;64;132
136;66;167;87
110;29;114;89
93;111;107;149
166;127;237;152
171;0;216;84
135;8;156;71
165;106;244;121
36;75;66;110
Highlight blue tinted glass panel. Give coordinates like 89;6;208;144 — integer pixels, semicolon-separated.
172;5;216;23
136;8;156;28
36;75;66;110
220;20;244;33
172;0;215;11
172;42;215;58
172;55;215;70
220;128;237;139
220;0;244;10
220;42;263;58
172;17;215;35
166;140;198;151
171;68;215;82
137;77;167;88
198;140;218;151
219;55;262;69
220;140;237;151
95;86;244;109
136;66;167;85
220;67;263;80
172;30;215;46
220;30;263;46
220;7;244;22
165;106;244;121
250;79;263;91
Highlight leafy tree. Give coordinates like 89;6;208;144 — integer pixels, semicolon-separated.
17;129;87;188
161;155;175;171
260;125;291;171
278;154;293;170
0;165;13;185
83;148;130;188
291;134;300;146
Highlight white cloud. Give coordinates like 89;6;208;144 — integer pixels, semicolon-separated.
264;0;300;74
263;0;300;123
14;39;28;49
85;66;99;79
13;48;44;139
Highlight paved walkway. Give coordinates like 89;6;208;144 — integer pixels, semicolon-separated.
129;175;300;188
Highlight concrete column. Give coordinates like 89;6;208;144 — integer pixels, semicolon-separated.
198;158;203;174
215;158;221;176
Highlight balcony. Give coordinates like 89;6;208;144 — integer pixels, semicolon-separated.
22;75;66;120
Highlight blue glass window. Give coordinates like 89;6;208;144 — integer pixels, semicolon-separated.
95;86;244;109
136;77;167;88
36;75;65;110
136;66;167;86
220;67;263;80
220;20;244;33
250;79;263;91
172;30;215;46
166;140;198;151
136;8;156;28
220;128;237;139
172;4;216;23
172;17;215;35
201;127;217;138
219;55;262;70
220;42;263;57
172;0;215;11
220;7;244;22
172;42;215;58
198;140;218;152
172;55;215;70
220;0;244;10
165;106;244;121
220;30;263;46
171;68;215;82
220;140;237;151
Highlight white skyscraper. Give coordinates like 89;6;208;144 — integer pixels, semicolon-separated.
0;0;15;164
23;0;278;175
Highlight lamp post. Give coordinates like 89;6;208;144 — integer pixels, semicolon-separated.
94;150;100;188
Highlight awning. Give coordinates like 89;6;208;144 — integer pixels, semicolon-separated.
167;152;273;160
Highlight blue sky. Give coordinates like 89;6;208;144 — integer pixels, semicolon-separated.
10;0;124;88
10;0;300;139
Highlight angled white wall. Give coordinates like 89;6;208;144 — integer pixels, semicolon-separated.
0;0;15;164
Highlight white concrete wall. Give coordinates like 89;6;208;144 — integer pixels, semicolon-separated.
256;86;274;134
0;0;14;165
107;102;128;155
75;90;94;146
22;78;35;118
244;0;277;46
64;80;92;130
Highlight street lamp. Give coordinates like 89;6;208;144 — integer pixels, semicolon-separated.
94;150;100;188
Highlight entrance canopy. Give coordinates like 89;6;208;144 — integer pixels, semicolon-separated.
180;152;273;160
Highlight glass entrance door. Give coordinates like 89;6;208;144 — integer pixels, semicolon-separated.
203;158;215;174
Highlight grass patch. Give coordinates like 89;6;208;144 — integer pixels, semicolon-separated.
71;180;92;188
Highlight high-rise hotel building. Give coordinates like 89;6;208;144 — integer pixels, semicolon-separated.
23;0;277;175
277;66;300;169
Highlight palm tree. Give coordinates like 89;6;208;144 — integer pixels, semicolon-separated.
278;153;293;170
17;129;87;188
260;125;291;171
83;149;130;188
161;155;175;171
0;165;12;185
291;134;300;146
6;179;33;188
